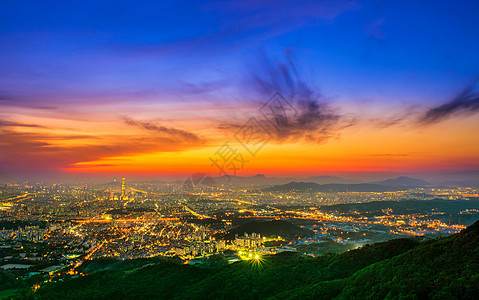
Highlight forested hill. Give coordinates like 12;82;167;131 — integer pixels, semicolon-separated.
320;198;479;215
219;220;314;240
263;182;400;192
35;220;479;299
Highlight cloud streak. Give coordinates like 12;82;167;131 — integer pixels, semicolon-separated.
241;49;352;143
121;116;202;142
0;119;44;128
421;79;479;124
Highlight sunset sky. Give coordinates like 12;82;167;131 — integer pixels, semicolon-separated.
1;1;479;183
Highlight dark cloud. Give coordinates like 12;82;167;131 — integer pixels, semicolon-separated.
0;92;57;110
121;116;201;142
0;119;44;128
241;49;351;143
421;79;479;124
369;105;420;128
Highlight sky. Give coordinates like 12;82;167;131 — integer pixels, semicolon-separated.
1;0;479;183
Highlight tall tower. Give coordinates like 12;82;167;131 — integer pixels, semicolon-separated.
121;178;126;199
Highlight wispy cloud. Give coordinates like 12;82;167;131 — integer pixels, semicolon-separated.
420;79;479;124
0;92;57;110
0;119;44;128
103;0;358;57
236;49;354;143
121;116;202;142
365;18;386;39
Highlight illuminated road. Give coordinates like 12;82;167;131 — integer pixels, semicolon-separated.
3;193;35;203
72;217;180;224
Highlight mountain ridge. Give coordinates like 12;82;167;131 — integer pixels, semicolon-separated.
263;182;402;192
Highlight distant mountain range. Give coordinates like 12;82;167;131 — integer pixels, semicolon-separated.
261;176;444;193
201;175;428;187
374;176;430;187
210;174;356;186
263;182;404;193
100;175;477;189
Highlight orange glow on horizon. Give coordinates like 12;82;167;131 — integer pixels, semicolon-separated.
2;101;478;179
59;115;479;176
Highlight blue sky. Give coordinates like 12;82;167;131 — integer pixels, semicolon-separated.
1;0;478;107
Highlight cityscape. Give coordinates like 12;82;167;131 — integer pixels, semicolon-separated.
1;0;479;299
1;177;478;290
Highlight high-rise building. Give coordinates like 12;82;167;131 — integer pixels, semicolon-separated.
121;178;126;199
